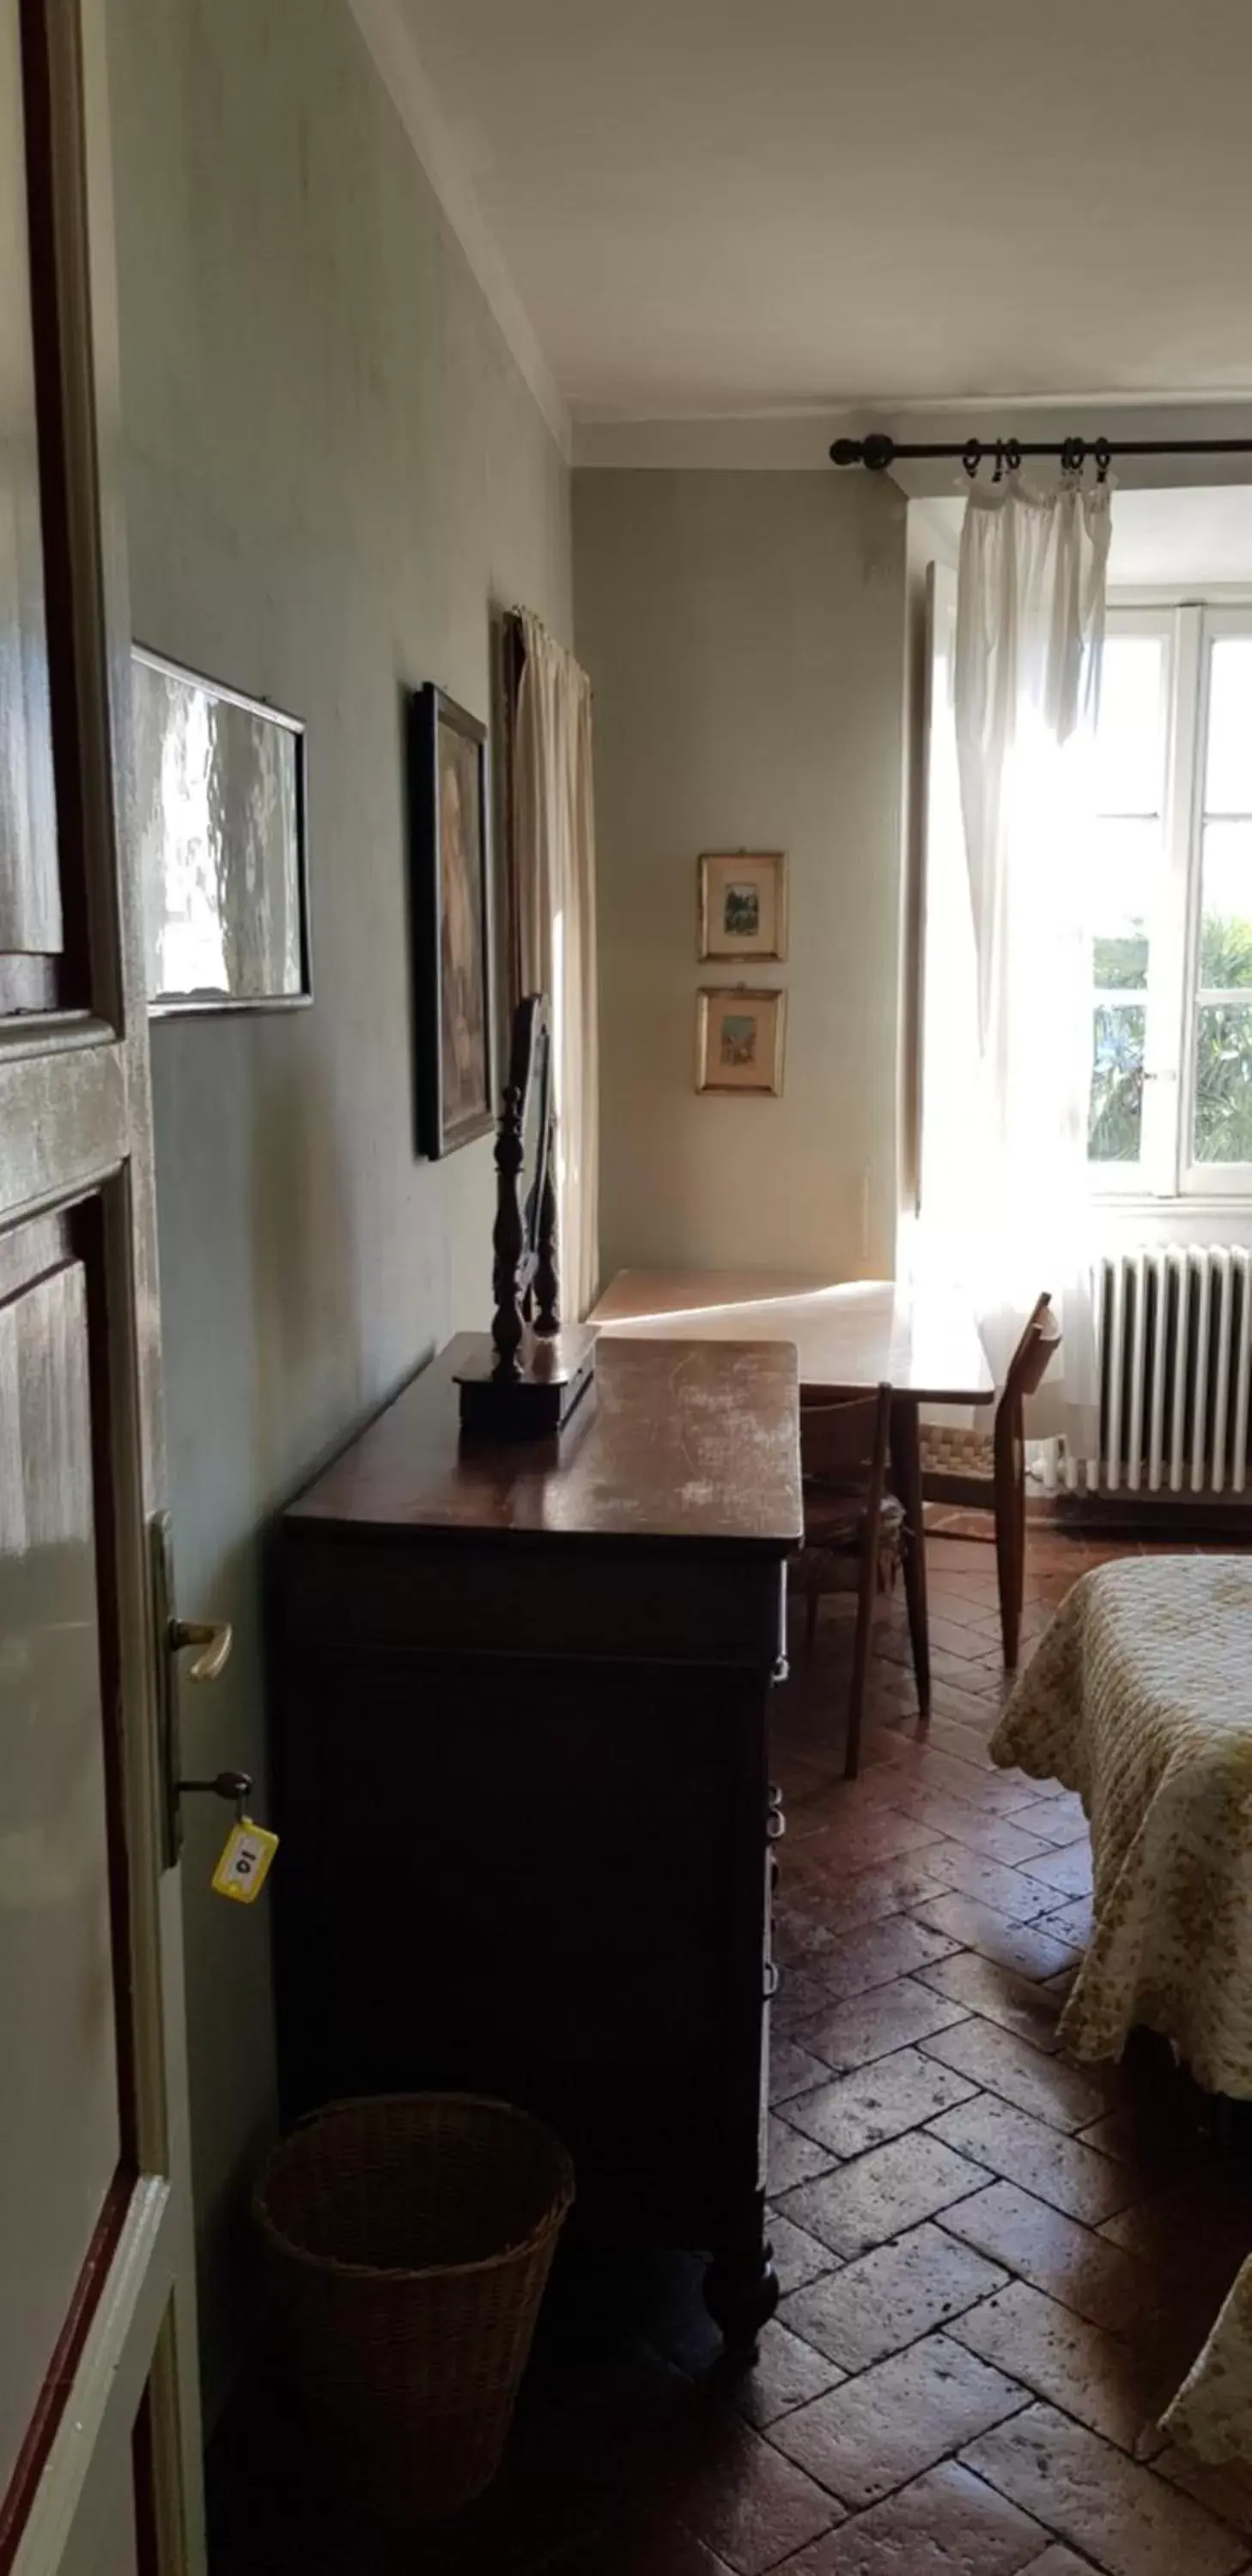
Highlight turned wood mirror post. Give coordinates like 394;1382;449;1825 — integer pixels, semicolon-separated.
456;993;593;1434
490;993;558;1379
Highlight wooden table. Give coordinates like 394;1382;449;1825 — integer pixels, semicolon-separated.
591;1269;995;1716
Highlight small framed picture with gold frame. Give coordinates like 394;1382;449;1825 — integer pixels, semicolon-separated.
698;851;787;961
696;987;787;1096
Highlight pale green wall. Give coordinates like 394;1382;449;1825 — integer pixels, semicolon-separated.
107;0;571;2412
573;470;909;1281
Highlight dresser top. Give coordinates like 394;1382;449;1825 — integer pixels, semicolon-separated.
286;1334;802;1553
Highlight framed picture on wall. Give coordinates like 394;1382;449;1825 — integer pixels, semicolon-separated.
132;647;311;1013
696;987;787;1096
409;683;495;1158
697;851;787;961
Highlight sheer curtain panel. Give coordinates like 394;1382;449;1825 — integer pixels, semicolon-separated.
919;477;1113;1455
511;608;600;1318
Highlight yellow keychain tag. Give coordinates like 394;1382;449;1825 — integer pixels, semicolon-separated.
211;1817;278;1904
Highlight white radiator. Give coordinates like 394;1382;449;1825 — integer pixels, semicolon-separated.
1068;1247;1252;1498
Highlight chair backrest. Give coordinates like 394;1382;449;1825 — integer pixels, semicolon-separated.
1000;1292;1062;1417
800;1382;892;1487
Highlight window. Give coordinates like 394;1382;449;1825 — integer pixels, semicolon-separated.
1086;606;1252;1197
1087;629;1166;1170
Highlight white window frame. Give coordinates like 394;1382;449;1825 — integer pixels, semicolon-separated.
1091;594;1252;1210
1182;605;1252;1199
1088;605;1176;1200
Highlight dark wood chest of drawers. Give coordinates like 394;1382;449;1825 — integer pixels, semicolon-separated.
275;1334;801;2346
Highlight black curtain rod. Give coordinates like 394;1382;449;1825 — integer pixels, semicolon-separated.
830;432;1252;477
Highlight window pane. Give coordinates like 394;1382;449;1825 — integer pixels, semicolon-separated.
1199;820;1252;989
1193;1003;1252;1162
1094;935;1150;989
1089;1004;1146;1162
1094;636;1165;814
1205;637;1252;814
1087;815;1157;988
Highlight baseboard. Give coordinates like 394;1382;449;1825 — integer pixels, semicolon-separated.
924;1496;1252;1545
1047;1492;1252;1542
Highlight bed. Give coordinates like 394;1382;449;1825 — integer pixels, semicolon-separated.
990;1553;1252;2461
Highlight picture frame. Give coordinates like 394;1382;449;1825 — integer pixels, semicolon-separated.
409;683;495;1159
696;987;787;1096
132;647;311;1014
697;851;787;962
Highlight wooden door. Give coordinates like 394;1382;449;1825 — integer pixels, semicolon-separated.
1;3;204;2570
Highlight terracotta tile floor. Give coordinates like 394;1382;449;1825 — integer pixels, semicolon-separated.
211;1522;1252;2575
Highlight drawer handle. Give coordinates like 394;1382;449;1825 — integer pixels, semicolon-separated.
763;1961;781;2002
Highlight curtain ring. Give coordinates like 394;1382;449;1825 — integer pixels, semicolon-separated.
992;440;1005;484
1095;437;1112;484
962;439;981;480
1004;437;1022;476
1061;435;1086;476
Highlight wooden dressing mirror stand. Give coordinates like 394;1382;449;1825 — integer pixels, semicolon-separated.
454;993;595;1437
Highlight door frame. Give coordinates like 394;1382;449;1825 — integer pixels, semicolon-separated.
2;1;204;2567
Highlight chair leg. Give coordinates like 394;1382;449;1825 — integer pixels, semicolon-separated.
845;1553;876;1781
890;1396;930;1722
994;1453;1025;1670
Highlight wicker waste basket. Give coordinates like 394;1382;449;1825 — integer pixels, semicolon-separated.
254;2093;574;2522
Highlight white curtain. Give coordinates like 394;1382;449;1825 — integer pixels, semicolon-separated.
919;477;1112;1453
512;608;600;1320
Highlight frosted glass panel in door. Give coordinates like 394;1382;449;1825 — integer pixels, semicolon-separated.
0;1250;121;2502
100;2476;140;2576
0;0;59;957
76;2431;142;2576
101;2478;140;2576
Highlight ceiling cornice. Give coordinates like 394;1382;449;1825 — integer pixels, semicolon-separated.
573;414;846;471
346;0;571;460
574;395;1252;485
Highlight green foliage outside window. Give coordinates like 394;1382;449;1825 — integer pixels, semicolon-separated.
1089;1004;1146;1162
1087;916;1252;1165
1093;933;1149;991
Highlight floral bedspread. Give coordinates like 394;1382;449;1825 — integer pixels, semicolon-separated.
990;1555;1252;2096
1163;2262;1252;2464
991;1553;1252;2460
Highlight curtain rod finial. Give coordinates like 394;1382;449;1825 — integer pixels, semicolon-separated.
830;433;896;470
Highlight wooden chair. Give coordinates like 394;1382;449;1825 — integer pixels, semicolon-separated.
795;1382;900;1781
920;1291;1061;1670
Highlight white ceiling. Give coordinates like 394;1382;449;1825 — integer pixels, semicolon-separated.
394;0;1252;430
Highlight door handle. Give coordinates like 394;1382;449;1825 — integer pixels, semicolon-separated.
169;1617;234;1685
153;1513;238;1869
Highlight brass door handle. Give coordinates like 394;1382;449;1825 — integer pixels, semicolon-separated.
169;1618;234;1684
